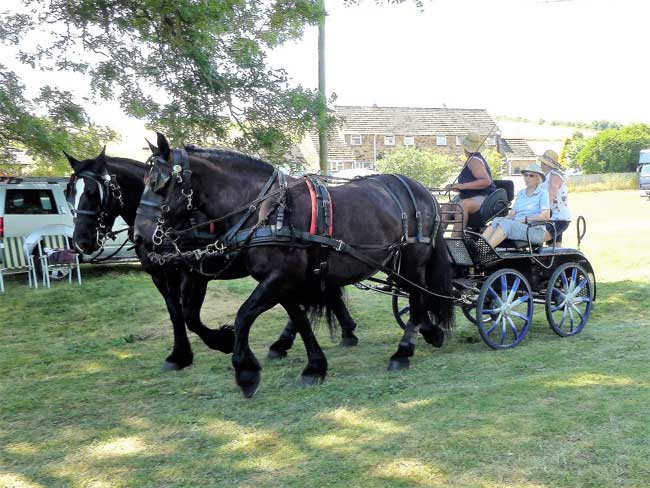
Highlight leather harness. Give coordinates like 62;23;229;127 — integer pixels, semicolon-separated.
145;150;442;295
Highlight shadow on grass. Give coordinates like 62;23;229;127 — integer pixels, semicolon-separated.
2;279;649;487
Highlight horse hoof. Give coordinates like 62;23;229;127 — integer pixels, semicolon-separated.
300;374;325;386
267;348;287;360
162;361;183;371
237;371;261;398
339;336;359;347
387;359;410;371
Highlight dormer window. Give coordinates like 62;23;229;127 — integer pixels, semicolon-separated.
350;135;363;145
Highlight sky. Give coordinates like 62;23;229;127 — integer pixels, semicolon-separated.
3;0;650;157
267;0;650;124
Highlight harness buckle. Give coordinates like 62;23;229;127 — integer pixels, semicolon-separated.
249;204;256;212
334;240;345;252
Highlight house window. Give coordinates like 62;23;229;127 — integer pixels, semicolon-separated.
363;161;375;170
436;135;447;146
456;136;463;146
403;136;415;146
334;161;345;171
486;136;496;146
350;135;362;145
384;135;395;146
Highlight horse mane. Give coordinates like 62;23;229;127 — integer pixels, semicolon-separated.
105;156;148;178
184;145;274;173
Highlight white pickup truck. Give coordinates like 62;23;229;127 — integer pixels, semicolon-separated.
0;175;135;277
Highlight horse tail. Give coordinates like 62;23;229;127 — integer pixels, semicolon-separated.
425;227;454;332
305;285;342;339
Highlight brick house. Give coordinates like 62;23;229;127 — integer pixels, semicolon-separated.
500;138;537;174
298;105;500;173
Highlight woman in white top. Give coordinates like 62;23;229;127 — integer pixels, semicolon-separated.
540;150;571;247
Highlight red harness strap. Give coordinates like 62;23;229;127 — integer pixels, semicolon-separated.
304;178;333;237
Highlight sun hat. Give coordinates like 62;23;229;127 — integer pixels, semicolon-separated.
462;132;483;153
521;162;546;181
540;149;559;167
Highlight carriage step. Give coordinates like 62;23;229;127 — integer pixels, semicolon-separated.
453;278;480;291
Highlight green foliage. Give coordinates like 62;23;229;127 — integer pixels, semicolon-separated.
482;147;505;178
576;124;650;174
377;147;457;187
0;65;116;175
1;1;334;163
560;131;586;169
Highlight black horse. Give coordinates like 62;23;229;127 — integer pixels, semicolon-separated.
64;148;359;372
134;133;453;397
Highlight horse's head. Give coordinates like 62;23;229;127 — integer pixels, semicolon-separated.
64;147;122;253
134;133;196;251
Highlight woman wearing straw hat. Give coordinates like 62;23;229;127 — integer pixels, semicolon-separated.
444;131;496;234
540;150;571;247
481;162;550;248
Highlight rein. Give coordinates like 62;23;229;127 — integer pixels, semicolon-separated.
143;155;456;301
68;169;127;248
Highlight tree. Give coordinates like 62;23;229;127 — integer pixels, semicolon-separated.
376;147;457;187
576;124;650;174
482;147;505;178
559;131;586;169
0;65;116;175
1;1;334;163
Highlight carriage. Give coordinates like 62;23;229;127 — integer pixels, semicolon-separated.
363;180;597;350
66;138;598;397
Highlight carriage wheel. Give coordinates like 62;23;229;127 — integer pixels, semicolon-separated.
392;293;409;330
461;304;477;324
392;293;440;331
476;269;533;350
545;263;593;337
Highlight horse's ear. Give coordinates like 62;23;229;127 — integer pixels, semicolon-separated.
146;138;160;156
63;151;81;171
97;146;106;164
156;132;171;161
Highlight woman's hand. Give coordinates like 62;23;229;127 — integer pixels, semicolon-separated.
445;183;461;191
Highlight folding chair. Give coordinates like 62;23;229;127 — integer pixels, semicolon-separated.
36;235;82;288
0;236;38;292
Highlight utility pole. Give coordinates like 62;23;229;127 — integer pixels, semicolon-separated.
318;1;328;175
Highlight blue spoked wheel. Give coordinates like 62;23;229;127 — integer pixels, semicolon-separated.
476;269;533;349
545;263;593;337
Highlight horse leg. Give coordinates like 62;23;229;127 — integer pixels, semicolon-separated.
282;302;328;385
331;288;359;347
267;320;298;360
232;278;281;398
180;273;234;354
388;290;427;371
151;271;193;371
419;312;445;348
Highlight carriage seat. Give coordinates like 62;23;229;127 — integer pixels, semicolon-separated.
466;179;514;230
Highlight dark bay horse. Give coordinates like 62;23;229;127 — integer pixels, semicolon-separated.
134;133;454;397
64;148;359;372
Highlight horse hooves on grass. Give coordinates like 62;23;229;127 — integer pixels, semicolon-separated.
237;371;261;399
387;359;410;371
339;336;359;347
267;348;288;360
162;361;188;372
300;374;325;386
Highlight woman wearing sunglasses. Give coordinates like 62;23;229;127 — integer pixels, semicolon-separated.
481;162;550;248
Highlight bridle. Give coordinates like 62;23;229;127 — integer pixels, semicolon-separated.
66;169;126;248
137;149;196;247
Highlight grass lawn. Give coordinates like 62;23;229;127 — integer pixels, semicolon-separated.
1;190;649;487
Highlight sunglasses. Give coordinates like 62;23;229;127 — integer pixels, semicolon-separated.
522;172;538;178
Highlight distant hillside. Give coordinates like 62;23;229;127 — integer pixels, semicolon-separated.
496;117;597;157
